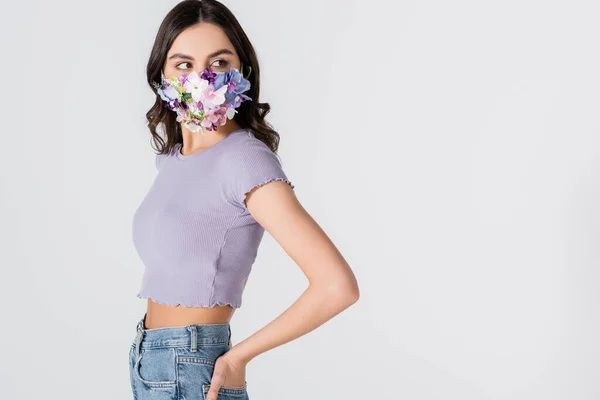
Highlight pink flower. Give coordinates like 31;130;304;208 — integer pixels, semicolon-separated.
195;84;227;109
201;107;228;128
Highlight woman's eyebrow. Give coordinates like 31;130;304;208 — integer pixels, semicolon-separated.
167;49;234;61
167;53;195;61
206;48;234;59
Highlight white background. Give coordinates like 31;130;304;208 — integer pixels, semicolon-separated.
1;0;599;399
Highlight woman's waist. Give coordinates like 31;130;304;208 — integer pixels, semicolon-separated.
133;312;231;350
145;298;235;328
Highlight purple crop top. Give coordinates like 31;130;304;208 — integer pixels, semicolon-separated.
132;128;295;308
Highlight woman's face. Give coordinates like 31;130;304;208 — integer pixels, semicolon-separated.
162;23;241;79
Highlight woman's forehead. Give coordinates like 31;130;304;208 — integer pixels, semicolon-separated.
168;23;236;59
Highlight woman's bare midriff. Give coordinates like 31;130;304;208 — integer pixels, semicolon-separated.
144;298;236;329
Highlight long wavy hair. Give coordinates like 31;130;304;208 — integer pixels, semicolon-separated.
145;0;281;156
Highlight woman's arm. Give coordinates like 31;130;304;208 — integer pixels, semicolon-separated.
227;180;360;364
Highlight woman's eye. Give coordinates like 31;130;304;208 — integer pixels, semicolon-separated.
211;59;228;69
175;62;192;70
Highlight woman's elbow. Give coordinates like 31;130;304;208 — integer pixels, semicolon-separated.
328;278;360;307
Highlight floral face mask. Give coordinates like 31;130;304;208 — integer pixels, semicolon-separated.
153;66;252;133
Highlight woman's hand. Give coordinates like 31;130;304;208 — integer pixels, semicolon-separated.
205;352;247;400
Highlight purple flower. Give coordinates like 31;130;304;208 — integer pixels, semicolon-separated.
200;68;217;85
214;67;250;96
228;93;251;107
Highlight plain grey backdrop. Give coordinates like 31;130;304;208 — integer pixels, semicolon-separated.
1;0;599;399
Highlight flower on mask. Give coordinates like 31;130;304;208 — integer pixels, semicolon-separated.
200;69;217;84
201;107;228;131
214;68;250;95
153;66;252;134
199;84;228;109
157;83;179;103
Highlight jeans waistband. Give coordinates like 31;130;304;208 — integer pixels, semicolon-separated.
133;313;231;353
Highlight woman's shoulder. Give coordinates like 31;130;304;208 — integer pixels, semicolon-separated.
219;129;280;166
227;128;271;149
217;129;293;206
155;151;167;170
154;145;179;170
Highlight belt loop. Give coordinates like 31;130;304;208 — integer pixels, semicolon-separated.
187;325;197;352
228;324;232;345
134;317;145;358
135;317;144;339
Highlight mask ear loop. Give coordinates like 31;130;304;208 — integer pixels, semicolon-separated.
241;63;252;80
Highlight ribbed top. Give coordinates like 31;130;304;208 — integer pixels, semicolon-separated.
132;129;294;308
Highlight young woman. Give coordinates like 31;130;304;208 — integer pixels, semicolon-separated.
128;1;359;399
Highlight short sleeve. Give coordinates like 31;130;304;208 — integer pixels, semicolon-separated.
224;139;295;208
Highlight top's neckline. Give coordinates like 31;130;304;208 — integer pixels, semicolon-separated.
175;129;246;161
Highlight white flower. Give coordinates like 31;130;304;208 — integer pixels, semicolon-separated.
183;72;210;102
225;107;237;119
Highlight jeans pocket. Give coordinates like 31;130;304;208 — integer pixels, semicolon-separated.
202;382;249;399
134;347;177;389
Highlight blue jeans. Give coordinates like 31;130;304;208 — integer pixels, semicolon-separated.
129;313;250;399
